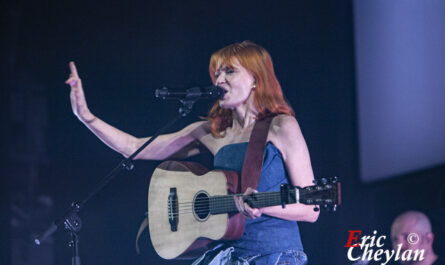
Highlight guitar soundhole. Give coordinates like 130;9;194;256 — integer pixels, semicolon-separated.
193;191;210;221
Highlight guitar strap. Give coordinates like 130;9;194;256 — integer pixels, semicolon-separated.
240;115;275;192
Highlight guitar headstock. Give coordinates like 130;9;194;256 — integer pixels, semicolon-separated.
298;177;341;211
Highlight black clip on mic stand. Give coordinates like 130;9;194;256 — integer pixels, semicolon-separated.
34;95;200;265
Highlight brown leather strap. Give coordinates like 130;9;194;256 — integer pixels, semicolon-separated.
240;115;274;192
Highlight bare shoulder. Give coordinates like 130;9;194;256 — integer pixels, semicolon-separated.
270;114;302;139
269;114;307;160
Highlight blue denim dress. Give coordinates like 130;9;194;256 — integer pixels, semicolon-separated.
193;142;308;265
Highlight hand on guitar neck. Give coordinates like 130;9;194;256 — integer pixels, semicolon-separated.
234;187;264;219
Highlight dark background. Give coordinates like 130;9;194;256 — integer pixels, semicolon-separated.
1;0;444;264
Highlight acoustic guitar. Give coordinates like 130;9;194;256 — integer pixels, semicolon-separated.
147;161;341;260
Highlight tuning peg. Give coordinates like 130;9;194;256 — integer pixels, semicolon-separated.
332;205;337;212
331;176;338;183
312;179;319;185
321;178;327;185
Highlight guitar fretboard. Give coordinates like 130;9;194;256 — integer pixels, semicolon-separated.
209;190;297;215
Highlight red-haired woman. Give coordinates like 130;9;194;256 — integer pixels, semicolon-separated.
66;41;318;264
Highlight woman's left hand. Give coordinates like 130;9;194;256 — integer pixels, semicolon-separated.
234;187;264;219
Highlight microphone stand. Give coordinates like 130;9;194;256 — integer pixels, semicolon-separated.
35;98;199;265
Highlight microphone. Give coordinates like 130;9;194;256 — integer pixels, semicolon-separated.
34;203;82;246
34;223;57;245
155;86;225;100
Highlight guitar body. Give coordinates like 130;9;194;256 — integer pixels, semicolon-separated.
147;161;341;260
148;161;244;260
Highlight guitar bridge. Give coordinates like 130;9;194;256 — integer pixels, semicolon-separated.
168;187;178;232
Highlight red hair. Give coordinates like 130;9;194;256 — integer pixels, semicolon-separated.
206;41;294;137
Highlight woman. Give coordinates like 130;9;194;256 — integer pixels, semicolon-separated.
66;41;318;265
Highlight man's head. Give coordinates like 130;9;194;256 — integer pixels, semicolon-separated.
391;211;435;263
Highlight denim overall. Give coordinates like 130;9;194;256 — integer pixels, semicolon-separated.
192;142;308;265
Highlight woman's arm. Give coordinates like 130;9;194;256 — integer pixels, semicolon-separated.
65;61;208;160
238;115;319;222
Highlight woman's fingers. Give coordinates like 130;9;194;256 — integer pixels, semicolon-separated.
69;61;79;78
65;61;93;122
65;61;82;88
243;203;255;218
243;203;262;218
235;188;262;219
234;195;244;213
243;187;258;196
66;62;82;87
234;196;252;217
65;77;80;87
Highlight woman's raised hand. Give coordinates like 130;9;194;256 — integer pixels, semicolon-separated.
65;61;96;123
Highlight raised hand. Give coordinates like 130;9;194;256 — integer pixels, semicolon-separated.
65;61;96;123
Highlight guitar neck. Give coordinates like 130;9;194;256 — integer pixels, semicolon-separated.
209;190;297;215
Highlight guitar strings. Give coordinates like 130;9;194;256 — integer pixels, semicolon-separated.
164;191;334;216
171;190;313;209
164;194;293;216
171;191;329;210
174;190;301;207
174;191;286;206
157;188;334;217
172;189;320;207
171;192;281;208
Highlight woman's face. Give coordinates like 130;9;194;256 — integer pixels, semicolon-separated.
214;59;255;109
